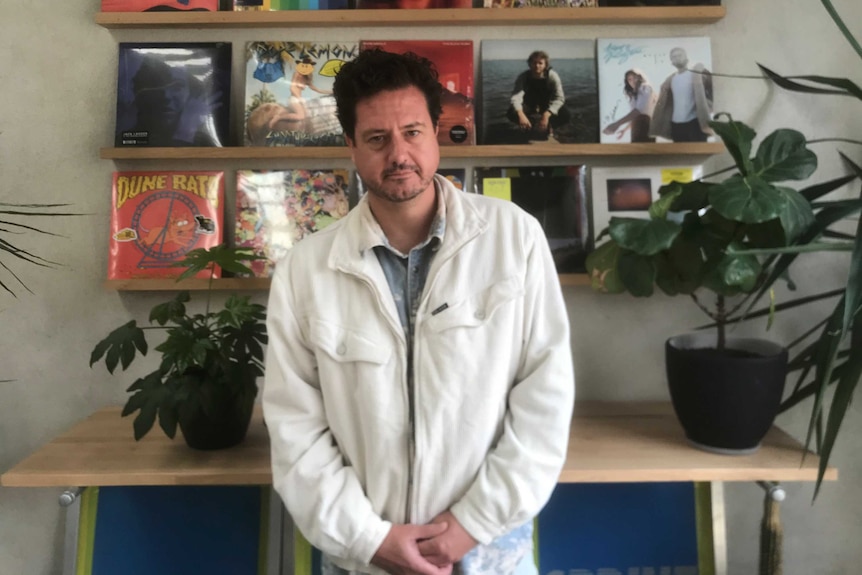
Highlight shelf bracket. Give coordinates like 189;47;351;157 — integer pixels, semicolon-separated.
59;486;85;507
756;480;786;502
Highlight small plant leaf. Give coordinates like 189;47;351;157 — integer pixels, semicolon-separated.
609;217;681;256
753;128;818;182
89;320;146;373
708;174;786;224
585;241;625;294
708;114;756;175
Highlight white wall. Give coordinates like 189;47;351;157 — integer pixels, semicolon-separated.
1;0;860;573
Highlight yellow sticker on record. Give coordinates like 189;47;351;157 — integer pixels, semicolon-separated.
661;168;694;185
482;178;512;201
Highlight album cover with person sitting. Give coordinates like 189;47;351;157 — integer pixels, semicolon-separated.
597;36;713;144
479;39;598;145
244;42;358;147
115;43;231;147
473;165;590;273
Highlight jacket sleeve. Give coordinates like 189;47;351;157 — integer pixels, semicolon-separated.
547;70;566;115
262;258;391;566
449;216;575;544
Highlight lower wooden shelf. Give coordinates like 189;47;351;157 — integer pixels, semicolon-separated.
0;402;836;488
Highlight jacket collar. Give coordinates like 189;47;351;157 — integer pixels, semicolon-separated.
328;174;487;276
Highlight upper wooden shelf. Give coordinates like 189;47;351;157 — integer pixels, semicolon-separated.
100;142;725;161
0;402;835;488
103;273;590;291
94;6;726;29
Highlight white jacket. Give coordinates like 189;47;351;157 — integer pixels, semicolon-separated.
263;175;575;574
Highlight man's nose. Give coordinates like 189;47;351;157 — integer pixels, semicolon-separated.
386;134;410;164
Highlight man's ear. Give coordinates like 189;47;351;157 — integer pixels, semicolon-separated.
345;134;357;163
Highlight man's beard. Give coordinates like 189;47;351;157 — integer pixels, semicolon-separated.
364;164;433;203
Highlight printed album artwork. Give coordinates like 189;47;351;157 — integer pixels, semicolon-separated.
599;0;719;5
108;171;224;280
101;0;218;10
115;43;231;147
590;165;703;243
598;36;713;144
244;42;358;147
235;169;351;277
356;0;473;7
480;39;598;145
474;166;590;272
360;41;475;146
271;0;353;7
479;0;597;6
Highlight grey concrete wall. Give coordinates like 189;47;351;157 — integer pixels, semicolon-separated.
1;0;860;572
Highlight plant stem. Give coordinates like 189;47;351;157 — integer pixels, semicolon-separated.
807;138;862;146
716;294;726;350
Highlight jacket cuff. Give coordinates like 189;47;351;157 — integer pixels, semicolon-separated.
347;515;392;566
448;498;499;546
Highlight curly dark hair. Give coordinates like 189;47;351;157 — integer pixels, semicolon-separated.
333;49;443;141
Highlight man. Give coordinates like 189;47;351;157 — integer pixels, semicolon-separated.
263;49;575;575
649;46;713;142
506;50;572;140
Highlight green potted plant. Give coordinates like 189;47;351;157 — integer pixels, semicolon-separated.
89;245;268;450
586;114;861;458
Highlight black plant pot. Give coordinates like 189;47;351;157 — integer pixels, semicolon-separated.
666;332;788;455
179;391;257;451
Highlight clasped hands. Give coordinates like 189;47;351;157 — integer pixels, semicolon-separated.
371;511;478;575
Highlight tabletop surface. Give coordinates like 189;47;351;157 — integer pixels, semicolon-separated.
1;401;836;487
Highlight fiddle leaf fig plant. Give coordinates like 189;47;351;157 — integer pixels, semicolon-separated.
90;245;268;443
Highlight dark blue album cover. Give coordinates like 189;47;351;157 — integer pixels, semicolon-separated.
115;42;232;147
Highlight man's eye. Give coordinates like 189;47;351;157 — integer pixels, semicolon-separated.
406;130;421;137
367;135;385;144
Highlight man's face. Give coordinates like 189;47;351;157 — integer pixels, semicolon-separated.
670;48;688;69
529;57;548;77
346;86;439;205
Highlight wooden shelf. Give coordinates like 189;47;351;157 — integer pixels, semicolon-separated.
104;273;590;291
100;142;725;161
95;6;726;29
0;402;835;488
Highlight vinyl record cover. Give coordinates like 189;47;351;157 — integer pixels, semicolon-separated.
590;165;703;243
115;43;231;147
235;169;351;277
598;36;714;143
599;0;719;5
480;39;598;145
244;42;358;147
108;171;224;279
271;0;353;8
474;165;589;272
101;0;218;11
356;0;473;7
360;40;475;145
480;0;596;6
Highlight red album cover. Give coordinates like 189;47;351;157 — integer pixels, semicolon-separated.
360;40;475;146
101;0;219;11
108;171;224;280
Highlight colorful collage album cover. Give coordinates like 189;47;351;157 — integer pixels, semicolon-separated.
356;0;473;7
479;0;596;6
360;40;475;146
598;36;713;144
115;43;231;147
590;165;703;243
244;42;359;147
480;39;598;145
474;165;590;272
235;169;351;277
271;0;354;8
108;171;224;280
101;0;218;10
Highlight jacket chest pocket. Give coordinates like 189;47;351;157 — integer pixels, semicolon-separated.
424;276;524;333
310;319;392;365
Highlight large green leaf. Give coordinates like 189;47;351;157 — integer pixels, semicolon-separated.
708;114;756;175
655;238;704;296
176;244;265;281
617;251;657;297
89;320;148;373
708;174;786;224
776;186;817;244
585;241;625;294
609;217;681;256
752;129;818;182
718;245;761;292
666;180;716;213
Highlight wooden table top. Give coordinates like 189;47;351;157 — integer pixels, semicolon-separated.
0;402;836;488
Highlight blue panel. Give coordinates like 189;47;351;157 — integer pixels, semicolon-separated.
537;482;700;575
91;485;262;575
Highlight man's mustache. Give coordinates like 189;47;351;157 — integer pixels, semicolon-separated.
384;163;419;175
